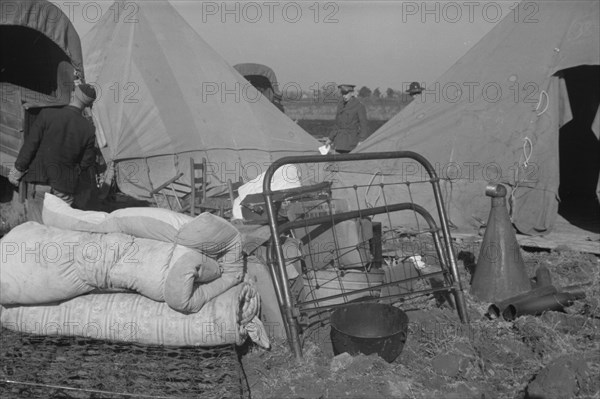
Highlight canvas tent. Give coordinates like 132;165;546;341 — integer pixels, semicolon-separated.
234;63;285;112
336;0;599;236
0;0;83;175
82;1;319;199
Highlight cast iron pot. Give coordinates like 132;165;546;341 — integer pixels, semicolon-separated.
330;303;409;363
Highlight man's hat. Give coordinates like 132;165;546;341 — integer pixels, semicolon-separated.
406;82;423;95
74;83;97;106
338;84;356;94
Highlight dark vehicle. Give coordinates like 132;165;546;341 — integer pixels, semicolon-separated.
233;63;285;113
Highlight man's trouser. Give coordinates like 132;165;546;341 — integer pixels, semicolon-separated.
25;184;74;223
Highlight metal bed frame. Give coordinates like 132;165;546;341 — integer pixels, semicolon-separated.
262;151;469;359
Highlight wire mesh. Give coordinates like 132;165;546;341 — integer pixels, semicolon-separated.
0;328;249;399
262;152;469;358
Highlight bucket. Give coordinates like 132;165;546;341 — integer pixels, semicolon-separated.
300;268;384;307
330;303;409;363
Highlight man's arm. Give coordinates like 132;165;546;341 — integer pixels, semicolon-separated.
14;111;46;172
328;103;345;144
328;124;338;142
326;124;339;146
79;135;97;171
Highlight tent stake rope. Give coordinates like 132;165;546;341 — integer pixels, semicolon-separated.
510;136;534;220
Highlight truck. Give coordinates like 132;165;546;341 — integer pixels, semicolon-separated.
0;0;84;191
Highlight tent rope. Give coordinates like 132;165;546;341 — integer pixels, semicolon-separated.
522;137;533;167
536;90;549;116
508;186;516;221
144;157;153;192
364;170;383;208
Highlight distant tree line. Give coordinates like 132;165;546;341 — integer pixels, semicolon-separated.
358;86;410;99
290;84;415;103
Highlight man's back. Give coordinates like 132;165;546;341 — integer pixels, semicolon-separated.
16;105;96;193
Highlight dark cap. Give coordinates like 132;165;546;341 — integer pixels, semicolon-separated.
406;82;423;95
75;83;97;106
338;84;356;94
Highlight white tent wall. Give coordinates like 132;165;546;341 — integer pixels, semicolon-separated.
82;0;320;200
335;1;600;236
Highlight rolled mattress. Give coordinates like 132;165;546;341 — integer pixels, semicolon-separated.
0;222;242;313
0;283;269;348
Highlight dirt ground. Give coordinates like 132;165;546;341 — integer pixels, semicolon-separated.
240;246;600;399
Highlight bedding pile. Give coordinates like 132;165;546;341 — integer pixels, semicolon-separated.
0;194;269;348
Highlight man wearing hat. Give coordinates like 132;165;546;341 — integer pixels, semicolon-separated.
8;83;98;219
325;84;369;153
406;82;423;97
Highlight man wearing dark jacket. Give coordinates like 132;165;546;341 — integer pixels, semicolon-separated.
9;84;97;218
326;84;369;153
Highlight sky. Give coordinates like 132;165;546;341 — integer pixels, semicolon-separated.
50;0;515;92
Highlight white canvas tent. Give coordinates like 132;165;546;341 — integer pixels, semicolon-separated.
337;0;599;237
82;0;320;199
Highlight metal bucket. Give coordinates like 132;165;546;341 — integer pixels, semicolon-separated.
330;303;409;363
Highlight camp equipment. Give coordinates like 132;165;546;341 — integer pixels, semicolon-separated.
470;184;532;303
262;151;469;359
330;303;409;363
